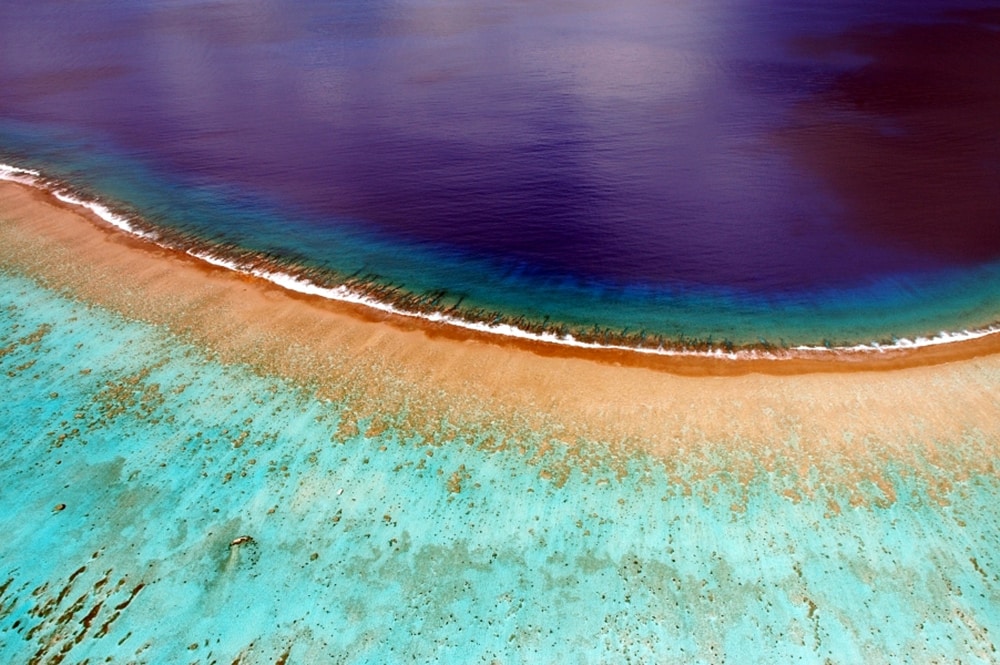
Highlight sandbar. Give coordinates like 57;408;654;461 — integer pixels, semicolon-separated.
1;180;998;501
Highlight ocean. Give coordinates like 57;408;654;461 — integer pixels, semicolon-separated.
2;0;1000;349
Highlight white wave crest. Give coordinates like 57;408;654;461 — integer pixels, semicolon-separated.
52;191;158;240
0;162;41;185
5;161;1000;360
2;161;158;240
183;248;1000;360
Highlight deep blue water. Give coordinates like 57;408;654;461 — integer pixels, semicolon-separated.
2;0;1000;345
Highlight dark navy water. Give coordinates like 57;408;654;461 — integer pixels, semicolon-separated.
2;0;1000;347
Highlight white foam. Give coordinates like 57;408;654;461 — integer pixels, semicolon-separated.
791;325;1000;353
51;191;159;241
6;161;1000;360
0;162;41;185
2;162;160;240
160;253;1000;360
180;249;829;360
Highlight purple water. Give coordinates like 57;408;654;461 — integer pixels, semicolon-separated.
2;0;1000;346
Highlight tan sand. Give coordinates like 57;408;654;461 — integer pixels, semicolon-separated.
1;180;998;502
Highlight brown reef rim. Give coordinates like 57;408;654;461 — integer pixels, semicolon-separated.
1;179;999;378
3;179;1000;468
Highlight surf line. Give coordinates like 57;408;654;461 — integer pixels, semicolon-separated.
4;161;1000;361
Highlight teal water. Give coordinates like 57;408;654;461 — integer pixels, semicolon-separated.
1;269;998;662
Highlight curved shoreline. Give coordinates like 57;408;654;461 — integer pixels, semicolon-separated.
4;162;1000;368
1;175;1000;379
4;174;1000;470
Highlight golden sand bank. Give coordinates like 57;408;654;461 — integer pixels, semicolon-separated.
2;180;998;500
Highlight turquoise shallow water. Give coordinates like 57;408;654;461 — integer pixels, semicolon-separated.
1;269;998;663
